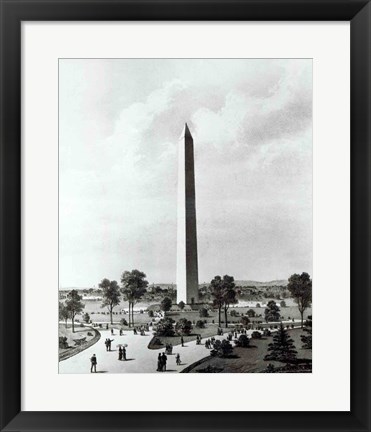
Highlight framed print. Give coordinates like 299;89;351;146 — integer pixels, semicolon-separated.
0;0;370;431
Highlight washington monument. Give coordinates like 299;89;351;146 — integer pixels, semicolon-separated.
176;124;199;305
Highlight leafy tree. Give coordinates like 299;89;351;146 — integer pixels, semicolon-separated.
121;270;148;327
230;309;237;317
287;272;312;328
155;317;175;336
199;307;209;318
264;300;280;322
65;290;85;333
241;316;250;327
234;334;250;348
301;315;312;349
256;303;261;308
160;297;172;316
175;318;192;335
264;322;298;363
210;276;224;327
222;275;238;328
59;302;70;328
178;301;186;310
100;278;121;324
280;300;287;308
247;309;256;318
195;320;205;329
83;312;90;324
211;339;233;357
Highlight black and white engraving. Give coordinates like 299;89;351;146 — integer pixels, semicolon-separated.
59;59;312;373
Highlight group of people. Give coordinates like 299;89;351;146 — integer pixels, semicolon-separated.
165;343;173;354
118;346;127;361
157;352;168;372
104;338;114;351
196;335;202;345
204;337;216;349
133;325;149;336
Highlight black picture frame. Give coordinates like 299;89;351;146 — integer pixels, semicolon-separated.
1;1;370;431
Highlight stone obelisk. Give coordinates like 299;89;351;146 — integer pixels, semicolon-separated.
176;123;199;305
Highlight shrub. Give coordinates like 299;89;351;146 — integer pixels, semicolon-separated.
199;307;209;318
247;309;256;318
211;339;233;357
230;309;237;317
155;318;175;336
148;310;154;318
178;301;186;310
79;323;85;327
195;320;205;329
59;336;68;349
234;334;250;348
251;331;262;339
87;331;93;336
83;312;90;323
241;316;250;326
256;303;261;308
175;318;192;335
120;318;128;326
263;329;272;337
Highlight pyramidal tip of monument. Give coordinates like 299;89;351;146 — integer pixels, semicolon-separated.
179;123;193;139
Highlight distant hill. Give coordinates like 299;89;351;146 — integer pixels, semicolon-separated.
234;280;288;287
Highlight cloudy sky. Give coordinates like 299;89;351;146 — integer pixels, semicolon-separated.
59;59;312;287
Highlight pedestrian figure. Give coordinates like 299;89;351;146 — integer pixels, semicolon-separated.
108;338;114;351
176;353;181;365
118;346;123;361
111;328;114;335
105;338;109;351
90;354;97;373
122;346;127;360
106;323;109;330
181;336;184;347
161;352;167;371
120;329;123;336
157;353;163;372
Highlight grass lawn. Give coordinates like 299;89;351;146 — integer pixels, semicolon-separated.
59;324;100;361
183;329;312;373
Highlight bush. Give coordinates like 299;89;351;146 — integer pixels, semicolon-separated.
241;316;250;326
79;323;85;327
83;312;90;323
148;310;154;318
156;318;175;336
59;336;68;349
230;309;237;317
247;309;256;318
199;307;209;318
87;331;93;336
211;339;233;357
120;318;128;326
175;318;192;335
251;331;262;339
263;329;272;337
234;334;250;348
256;303;261;308
195;320;205;329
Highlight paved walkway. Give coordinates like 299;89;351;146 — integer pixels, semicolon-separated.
59;327;225;374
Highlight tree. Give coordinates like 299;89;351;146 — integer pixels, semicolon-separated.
195;320;205;329
121;270;148;327
100;278;121;324
148;310;154;318
65;290;85;333
83;312;90;324
247;309;256;318
264;322;298;363
256;303;261;308
210;276;224;327
175;318;192;335
264;300;280;322
155;317;175;336
199;307;209;318
280;300;287;308
301;315;312;349
211;339;233;357
222;275;238;328
59;302;70;328
287;272;312;328
160;297;172;316
241;316;250;327
178;300;186;310
234;334;250;348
